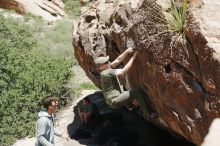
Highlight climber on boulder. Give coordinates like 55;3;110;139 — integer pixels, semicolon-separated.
94;47;156;120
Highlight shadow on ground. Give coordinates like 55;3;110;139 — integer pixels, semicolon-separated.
67;91;196;146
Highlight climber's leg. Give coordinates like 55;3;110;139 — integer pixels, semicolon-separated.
130;89;151;120
110;91;132;108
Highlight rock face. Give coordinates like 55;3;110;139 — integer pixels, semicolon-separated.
0;0;66;21
72;0;220;145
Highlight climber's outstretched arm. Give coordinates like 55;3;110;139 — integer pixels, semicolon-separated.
110;47;134;68
115;51;138;76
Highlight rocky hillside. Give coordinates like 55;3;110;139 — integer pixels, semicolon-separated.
72;0;220;145
0;0;66;21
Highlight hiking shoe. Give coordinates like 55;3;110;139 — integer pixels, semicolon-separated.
143;112;158;120
143;113;150;120
150;112;158;119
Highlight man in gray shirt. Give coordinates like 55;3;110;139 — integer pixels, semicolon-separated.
35;96;68;146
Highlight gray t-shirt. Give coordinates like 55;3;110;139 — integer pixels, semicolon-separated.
100;68;121;102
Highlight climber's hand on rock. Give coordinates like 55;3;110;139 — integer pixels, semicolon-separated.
133;50;139;57
126;47;135;53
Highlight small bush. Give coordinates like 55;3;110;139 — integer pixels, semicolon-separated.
79;82;97;90
0;16;73;145
62;0;80;18
163;0;188;57
36;19;75;60
164;0;187;34
74;82;98;96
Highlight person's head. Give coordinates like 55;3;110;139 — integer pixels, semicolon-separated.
94;56;109;71
82;97;91;105
42;95;58;114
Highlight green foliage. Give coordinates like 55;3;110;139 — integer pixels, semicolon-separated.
62;0;80;18
79;82;97;90
0;16;73;146
74;82;98;96
162;0;188;57
36;19;75;60
24;13;44;22
164;0;187;34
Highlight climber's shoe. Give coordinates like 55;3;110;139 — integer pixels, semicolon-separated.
143;112;158;120
150;112;158;119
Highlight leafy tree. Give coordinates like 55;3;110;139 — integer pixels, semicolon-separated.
0;16;73;145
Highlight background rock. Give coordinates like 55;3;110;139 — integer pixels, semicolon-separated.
72;0;220;145
0;0;66;21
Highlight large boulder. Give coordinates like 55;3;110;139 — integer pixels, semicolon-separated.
72;0;220;145
0;0;66;21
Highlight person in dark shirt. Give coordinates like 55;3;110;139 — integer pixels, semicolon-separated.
78;97;97;126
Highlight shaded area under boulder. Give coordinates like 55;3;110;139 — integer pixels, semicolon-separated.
67;91;196;146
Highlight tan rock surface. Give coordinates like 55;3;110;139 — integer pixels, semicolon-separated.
0;0;66;21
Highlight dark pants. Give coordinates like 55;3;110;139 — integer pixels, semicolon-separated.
106;89;150;118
